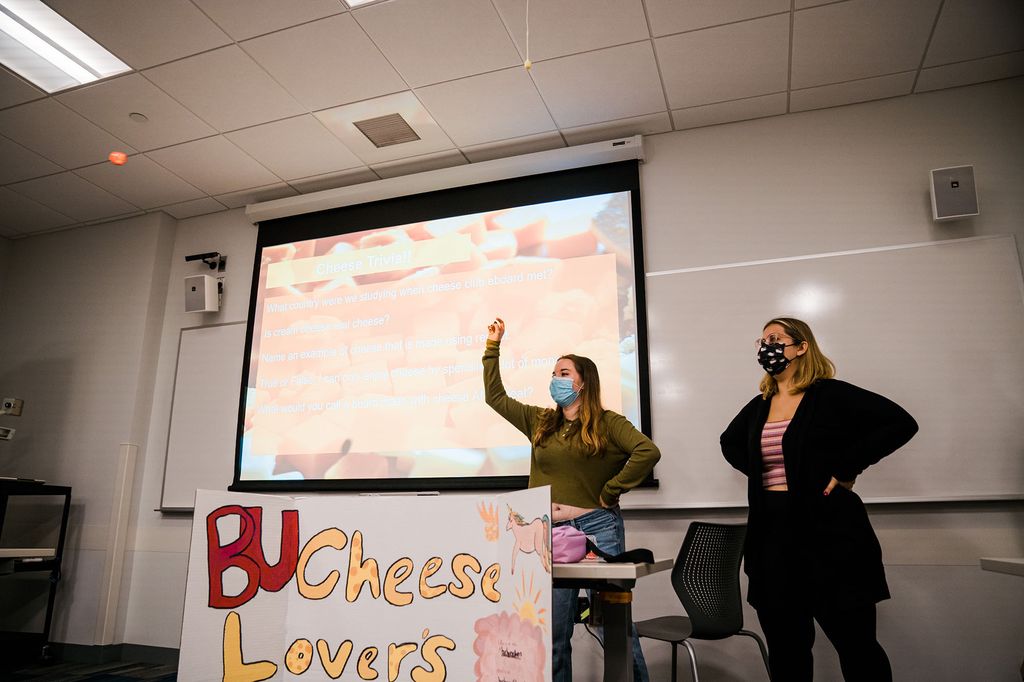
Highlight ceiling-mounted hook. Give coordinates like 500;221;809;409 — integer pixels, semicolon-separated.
523;0;531;70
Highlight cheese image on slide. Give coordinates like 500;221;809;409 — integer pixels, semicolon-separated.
240;192;642;484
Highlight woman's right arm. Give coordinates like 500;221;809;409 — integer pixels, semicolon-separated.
482;318;537;438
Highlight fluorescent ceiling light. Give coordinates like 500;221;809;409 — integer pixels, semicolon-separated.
0;0;129;93
345;0;390;7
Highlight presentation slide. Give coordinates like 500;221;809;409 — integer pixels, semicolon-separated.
240;191;641;484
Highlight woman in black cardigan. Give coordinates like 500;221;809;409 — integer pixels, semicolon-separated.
720;317;917;682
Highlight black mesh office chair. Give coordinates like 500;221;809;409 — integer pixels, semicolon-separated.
635;522;770;681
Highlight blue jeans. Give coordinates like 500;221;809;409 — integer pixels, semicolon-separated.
552;507;649;682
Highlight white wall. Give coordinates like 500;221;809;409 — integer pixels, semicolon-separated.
642;79;1024;272
0;212;175;645
122;208;256;647
0;236;11;294
0;76;1021;678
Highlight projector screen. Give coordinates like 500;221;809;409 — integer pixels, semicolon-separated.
233;161;650;492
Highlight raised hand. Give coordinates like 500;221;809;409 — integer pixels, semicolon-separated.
487;317;505;343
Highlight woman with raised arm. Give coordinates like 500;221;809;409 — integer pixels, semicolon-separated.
483;316;660;682
721;317;918;681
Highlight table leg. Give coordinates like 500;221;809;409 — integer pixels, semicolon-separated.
597;590;633;682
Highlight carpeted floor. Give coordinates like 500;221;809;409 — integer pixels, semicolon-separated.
4;660;177;681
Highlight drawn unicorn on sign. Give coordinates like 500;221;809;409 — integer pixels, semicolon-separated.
506;506;551;574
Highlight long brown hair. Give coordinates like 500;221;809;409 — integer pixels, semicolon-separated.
533;354;606;455
759;317;835;398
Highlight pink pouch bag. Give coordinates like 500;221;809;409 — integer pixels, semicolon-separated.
551;525;588;564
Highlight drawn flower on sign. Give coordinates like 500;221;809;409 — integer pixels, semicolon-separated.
477;501;498;542
473;611;546;682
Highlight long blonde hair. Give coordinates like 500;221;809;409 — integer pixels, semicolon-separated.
759;317;835;398
533;354;606;456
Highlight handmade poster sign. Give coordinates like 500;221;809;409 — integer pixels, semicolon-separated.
180;488;553;681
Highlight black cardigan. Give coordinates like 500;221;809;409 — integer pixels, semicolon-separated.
720;379;918;609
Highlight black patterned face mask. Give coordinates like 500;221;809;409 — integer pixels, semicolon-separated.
757;341;791;376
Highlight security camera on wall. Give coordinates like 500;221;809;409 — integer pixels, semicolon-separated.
185;275;219;313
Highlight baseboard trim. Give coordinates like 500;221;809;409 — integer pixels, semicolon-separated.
51;642;179;666
122;643;180;666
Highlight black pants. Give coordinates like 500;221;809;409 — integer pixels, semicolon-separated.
753;491;892;681
756;600;891;682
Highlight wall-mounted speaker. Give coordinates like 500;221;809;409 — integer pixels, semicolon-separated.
185;274;219;313
930;165;979;221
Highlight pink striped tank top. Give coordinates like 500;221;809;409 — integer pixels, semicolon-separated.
761;419;790;488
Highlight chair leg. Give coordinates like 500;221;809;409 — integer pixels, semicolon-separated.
681;640;699;682
670;642;677;682
738;629;771;680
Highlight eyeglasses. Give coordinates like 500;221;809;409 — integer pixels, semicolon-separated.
755;333;799;349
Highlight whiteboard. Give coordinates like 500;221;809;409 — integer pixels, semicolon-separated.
159;323;246;510
159;238;1024;509
626;235;1024;509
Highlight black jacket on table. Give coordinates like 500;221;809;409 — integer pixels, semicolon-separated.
720;378;918;610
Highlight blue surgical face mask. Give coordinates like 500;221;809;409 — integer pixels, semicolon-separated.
549;376;582;408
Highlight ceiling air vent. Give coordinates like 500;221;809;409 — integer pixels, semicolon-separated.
352;113;421;148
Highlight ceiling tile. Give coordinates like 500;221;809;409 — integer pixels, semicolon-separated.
144;46;305;132
657;14;790;109
0;187;74;233
242;14;406;111
0;99;135;168
0;0;1014;239
290;167;379;194
791;71;915;111
159;197;228;220
16;222;78;236
924;0;1024;67
74;156;205;209
11;219;81;236
371;150;467;179
493;0;650;61
215;183;298;209
225;115;364;180
58;74;217;151
0;69;45;110
146;136;280;195
672;92;788;130
44;0;231;69
80;210;146;227
645;0;790;36
416;68;555;147
354;0;521;87
916;51;1024;92
315;91;455;165
0;135;62;184
792;0;942;89
192;0;347;40
461;131;565;163
9;172;138;221
560;112;672;145
530;41;666;128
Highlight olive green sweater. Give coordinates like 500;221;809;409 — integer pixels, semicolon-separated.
482;340;660;508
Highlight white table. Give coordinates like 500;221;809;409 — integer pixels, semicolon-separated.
980;557;1024;678
0;548;55;575
552;559;673;682
979;557;1024;577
